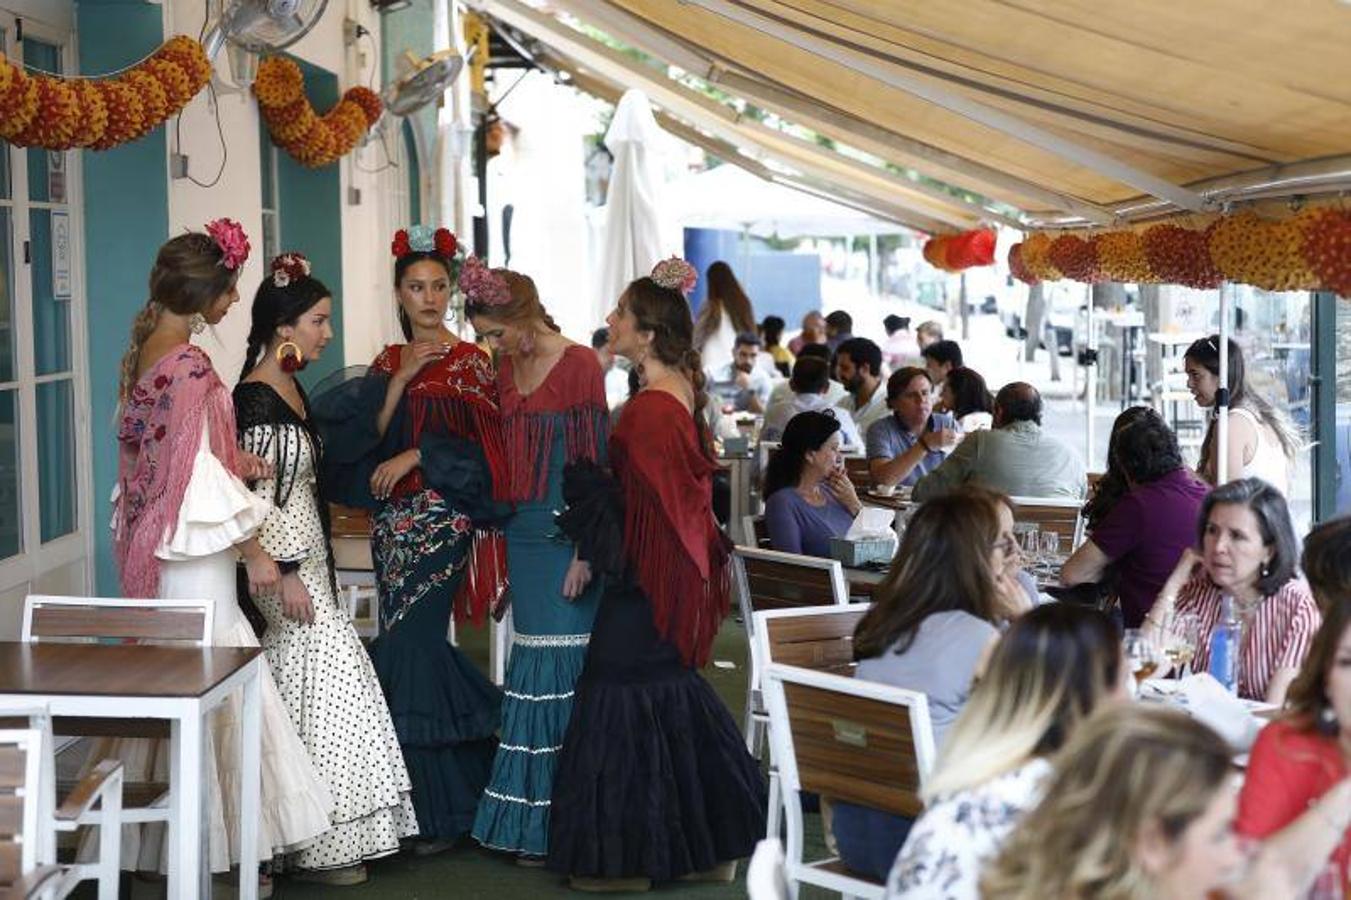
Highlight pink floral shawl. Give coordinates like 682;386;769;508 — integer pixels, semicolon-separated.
115;344;241;597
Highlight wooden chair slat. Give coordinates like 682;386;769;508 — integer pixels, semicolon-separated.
30;606;206;642
0;839;20;884
0;795;22;836
0;750;23;790
329;504;373;537
761;608;868;677
52;717;169;740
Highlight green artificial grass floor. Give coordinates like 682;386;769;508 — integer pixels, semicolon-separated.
86;617;837;899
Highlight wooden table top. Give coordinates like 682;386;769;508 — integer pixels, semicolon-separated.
0;642;261;699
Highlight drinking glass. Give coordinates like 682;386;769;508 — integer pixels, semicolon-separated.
1123;629;1162;687
1160;611;1200;678
1039;530;1062;571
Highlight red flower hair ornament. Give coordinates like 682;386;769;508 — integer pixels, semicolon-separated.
270;251;311;288
391;225;458;259
205;217;250;271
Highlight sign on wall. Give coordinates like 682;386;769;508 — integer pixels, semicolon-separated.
51;209;71;300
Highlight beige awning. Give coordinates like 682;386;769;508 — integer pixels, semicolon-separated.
475;0;1351;229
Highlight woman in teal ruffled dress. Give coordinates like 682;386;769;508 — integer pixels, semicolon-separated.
462;260;608;862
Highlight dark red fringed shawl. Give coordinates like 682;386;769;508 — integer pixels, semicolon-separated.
497;344;609;503
611;390;730;668
115;345;241;598
373;341;510;622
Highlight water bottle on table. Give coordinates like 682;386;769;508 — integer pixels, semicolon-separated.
1208;595;1241;694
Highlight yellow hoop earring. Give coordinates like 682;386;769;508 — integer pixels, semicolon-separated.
276;341;304;373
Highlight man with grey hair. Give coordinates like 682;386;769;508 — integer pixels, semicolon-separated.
912;382;1085;501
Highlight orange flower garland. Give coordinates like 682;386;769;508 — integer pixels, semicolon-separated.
0;37;210;152
254;57;383;168
1007;209;1346;297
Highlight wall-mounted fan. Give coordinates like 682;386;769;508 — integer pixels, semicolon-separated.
384;49;465;116
203;0;330;87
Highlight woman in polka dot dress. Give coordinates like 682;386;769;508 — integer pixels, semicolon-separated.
234;253;418;887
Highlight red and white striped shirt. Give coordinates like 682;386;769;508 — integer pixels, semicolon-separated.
1178;570;1321;702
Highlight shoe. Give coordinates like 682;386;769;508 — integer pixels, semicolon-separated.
569;875;652;893
412;838;456;857
294;864;369;886
679;861;738;883
515;855;548;868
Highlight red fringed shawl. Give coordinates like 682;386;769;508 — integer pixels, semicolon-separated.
115;344;241;598
611;390;730;668
372;341;510;623
497;344;608;503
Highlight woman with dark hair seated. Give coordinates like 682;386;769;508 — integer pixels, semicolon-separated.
762;410;862;557
1237;516;1351;897
939;366;994;433
1142;477;1320;705
832;487;1029;881
1061;408;1208;627
1080;406;1157;532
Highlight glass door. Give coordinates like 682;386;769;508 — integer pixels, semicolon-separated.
0;12;92;599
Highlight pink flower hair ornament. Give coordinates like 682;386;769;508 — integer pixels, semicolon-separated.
270;252;311;288
651;256;697;296
459;255;511;308
204;218;250;271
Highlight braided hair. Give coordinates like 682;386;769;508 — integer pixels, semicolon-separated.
238;269;332;383
117;232;239;404
623;276;712;457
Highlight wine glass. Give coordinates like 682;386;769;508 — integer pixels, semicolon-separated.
1123;629;1162;688
1039;530;1062;576
1159;611;1200;678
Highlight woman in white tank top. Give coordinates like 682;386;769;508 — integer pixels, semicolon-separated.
1184;335;1296;494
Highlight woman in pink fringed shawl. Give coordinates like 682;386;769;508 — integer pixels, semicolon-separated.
92;226;333;889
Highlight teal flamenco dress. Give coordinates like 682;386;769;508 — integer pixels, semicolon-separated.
472;345;609;858
313;342;510;843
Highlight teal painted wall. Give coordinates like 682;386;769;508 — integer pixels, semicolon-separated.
276;59;345;388
77;0;167;595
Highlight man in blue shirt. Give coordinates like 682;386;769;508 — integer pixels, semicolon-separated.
865;367;958;488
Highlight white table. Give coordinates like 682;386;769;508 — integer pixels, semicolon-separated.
0;642;264;900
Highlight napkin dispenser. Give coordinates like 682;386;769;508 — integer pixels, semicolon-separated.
829;507;898;567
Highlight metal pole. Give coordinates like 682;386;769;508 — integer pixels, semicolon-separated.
1085;283;1097;468
1216;283;1230;484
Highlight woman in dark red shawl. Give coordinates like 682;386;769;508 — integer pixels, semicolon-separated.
547;259;766;889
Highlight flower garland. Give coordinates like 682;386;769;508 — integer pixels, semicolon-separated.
1009;207;1351;297
922;228;997;273
0;36;211;151
253;56;382;168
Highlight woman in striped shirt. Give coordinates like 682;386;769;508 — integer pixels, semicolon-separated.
1144;477;1319;705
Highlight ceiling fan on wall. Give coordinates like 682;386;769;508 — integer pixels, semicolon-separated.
203;0;330;87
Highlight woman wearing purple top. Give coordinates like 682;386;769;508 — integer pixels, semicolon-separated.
1060;408;1208;627
763;411;862;557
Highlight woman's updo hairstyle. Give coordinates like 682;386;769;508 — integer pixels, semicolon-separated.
392;252;452;341
118;230;243;404
239;253;331;382
763;410;842;499
463;267;560;334
623;263;711;454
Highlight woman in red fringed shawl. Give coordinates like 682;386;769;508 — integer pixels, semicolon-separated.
311;226;507;853
104;227;333;880
461;264;609;861
546;260;767;890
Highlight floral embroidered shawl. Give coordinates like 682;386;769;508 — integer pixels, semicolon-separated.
115;344;240;597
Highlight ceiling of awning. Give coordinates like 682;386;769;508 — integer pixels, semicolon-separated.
474;0;1351;230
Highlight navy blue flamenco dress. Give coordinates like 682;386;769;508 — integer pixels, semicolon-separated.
313;342;509;843
547;390;767;881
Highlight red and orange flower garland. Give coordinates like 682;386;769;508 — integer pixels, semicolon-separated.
253;56;382;168
0;35;211;151
922;228;997;272
1008;208;1351;297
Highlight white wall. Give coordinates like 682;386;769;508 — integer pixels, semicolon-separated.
161;0;405;381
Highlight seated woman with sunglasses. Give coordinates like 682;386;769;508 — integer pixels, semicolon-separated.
833;487;1031;881
762;410;862;557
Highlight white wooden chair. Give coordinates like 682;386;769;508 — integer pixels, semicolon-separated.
746;837;789;900
753;604;871;842
0;718;123;900
21;594;212;885
732;548;849;760
762;663;935;900
1009;495;1085;550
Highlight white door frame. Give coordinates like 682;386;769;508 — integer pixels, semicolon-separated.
0;8;94;596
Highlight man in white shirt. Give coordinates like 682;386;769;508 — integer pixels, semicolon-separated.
834;337;889;434
762;356;863;450
708;332;773;414
768;343;847;408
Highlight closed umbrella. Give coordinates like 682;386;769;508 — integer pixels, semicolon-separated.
597;89;671;324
